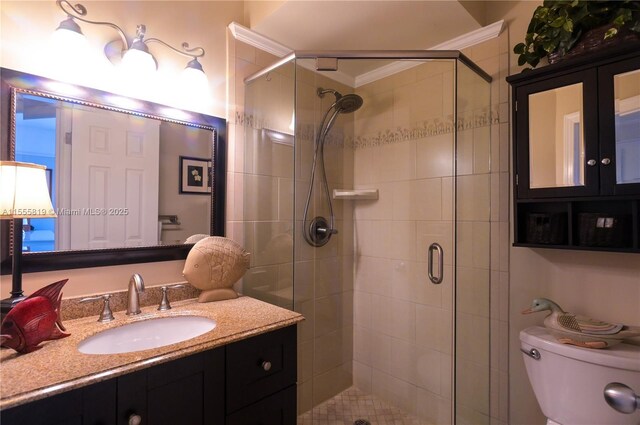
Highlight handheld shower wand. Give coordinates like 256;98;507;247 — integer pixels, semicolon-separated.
302;87;363;247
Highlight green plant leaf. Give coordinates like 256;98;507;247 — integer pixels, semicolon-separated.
513;43;527;54
518;55;527;66
534;6;549;19
563;19;574;32
604;27;618;39
550;16;566;28
543;39;559;52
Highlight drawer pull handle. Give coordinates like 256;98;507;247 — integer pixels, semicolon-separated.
262;361;272;371
129;414;142;425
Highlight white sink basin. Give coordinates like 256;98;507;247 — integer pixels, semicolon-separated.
78;316;216;355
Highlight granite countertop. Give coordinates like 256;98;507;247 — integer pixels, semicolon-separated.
0;296;303;410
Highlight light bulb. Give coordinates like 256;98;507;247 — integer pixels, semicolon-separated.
121;48;157;77
181;66;209;92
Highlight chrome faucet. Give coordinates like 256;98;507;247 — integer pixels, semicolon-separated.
126;273;145;315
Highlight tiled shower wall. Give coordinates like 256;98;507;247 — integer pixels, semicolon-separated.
293;63;355;412
351;60;457;425
350;58;495;425
227;28;511;425
227;35;355;416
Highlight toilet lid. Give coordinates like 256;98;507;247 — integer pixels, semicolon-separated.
520;326;640;371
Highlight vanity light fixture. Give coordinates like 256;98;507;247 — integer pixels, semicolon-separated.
0;162;57;315
54;0;207;82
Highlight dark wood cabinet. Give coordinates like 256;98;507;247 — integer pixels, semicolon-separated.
116;348;225;425
1;325;297;425
507;44;640;253
0;380;116;425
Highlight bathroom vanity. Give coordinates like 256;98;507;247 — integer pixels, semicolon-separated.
0;296;302;425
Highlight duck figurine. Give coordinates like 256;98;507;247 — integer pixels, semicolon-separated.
522;298;640;349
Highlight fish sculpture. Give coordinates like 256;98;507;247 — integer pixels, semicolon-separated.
523;297;640;348
0;279;70;354
183;237;250;302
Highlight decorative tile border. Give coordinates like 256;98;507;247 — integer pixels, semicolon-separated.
350;106;499;149
234;105;500;150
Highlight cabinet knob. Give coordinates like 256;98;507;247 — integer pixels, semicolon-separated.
601;158;612;165
587;159;597;166
262;361;272;371
128;414;142;425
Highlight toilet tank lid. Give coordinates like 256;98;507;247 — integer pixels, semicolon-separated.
520;326;640;371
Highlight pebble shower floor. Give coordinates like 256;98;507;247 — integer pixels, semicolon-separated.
297;387;431;425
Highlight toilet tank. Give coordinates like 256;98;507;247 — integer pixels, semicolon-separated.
520;326;640;425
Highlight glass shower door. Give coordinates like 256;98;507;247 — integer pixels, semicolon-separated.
454;60;492;425
243;52;492;425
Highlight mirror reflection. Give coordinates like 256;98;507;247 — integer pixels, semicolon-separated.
614;69;640;185
15;93;213;253
529;82;584;189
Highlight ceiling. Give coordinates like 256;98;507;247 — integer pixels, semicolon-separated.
250;1;485;51
245;1;489;82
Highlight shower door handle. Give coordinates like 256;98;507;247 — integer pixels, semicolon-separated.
428;243;443;284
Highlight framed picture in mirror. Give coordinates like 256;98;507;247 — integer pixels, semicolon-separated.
179;156;212;195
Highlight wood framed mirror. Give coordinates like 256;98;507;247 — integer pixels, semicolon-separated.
0;68;226;273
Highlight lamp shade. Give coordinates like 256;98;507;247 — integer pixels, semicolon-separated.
0;161;56;218
52;17;87;50
121;41;157;77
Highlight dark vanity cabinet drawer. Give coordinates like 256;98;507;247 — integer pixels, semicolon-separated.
0;379;116;425
226;384;296;425
226;326;297;413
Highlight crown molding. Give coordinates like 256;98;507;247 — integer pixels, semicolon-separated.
229;22;355;87
229;19;505;89
432;19;504;51
228;22;292;57
355;20;505;87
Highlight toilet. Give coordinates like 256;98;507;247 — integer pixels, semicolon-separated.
520;326;640;425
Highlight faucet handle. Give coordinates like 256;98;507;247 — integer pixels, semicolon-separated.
80;294;115;323
157;284;186;311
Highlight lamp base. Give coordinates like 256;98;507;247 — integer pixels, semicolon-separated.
1;296;26;320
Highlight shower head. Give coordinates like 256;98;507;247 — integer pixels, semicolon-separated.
317;87;363;113
335;94;363;113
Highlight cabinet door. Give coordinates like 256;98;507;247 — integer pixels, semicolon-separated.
598;55;640;196
226;385;296;425
515;69;599;198
117;348;225;425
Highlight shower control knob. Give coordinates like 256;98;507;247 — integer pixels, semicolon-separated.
604;383;640;414
317;227;338;235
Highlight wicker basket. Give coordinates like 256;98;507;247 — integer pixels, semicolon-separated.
577;213;631;247
548;25;640;64
526;213;567;245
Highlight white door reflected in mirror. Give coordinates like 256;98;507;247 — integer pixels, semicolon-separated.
614;69;640;185
529;83;585;189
